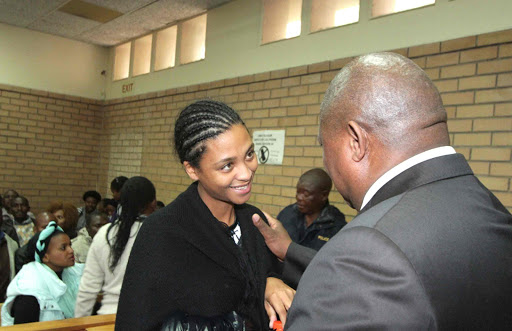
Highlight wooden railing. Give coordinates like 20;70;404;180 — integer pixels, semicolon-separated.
0;313;116;330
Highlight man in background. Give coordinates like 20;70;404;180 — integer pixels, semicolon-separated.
11;196;35;246
278;168;346;252
2;189;18;222
0;215;18;301
77;190;102;230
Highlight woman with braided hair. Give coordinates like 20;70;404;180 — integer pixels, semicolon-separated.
117;100;295;330
1;221;83;325
75;176;156;317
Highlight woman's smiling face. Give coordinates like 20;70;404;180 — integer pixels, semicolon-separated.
185;124;258;207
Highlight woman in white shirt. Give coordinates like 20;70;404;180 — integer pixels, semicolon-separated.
74;176;156;317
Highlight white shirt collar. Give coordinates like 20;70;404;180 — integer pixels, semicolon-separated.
360;146;456;210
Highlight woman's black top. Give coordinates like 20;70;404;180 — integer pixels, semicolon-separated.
116;182;282;330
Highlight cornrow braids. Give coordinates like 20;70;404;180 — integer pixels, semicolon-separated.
174;100;245;168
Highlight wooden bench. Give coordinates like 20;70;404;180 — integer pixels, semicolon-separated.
0;313;116;330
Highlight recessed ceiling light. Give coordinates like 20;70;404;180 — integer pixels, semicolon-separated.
58;0;123;23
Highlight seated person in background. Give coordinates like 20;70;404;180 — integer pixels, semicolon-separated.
156;200;165;210
46;201;79;239
1;222;83;325
77;191;102;231
11;196;35;246
3;190;35;222
100;199;118;222
15;212;56;273
0;208;19;246
2;189;19;221
0;216;19;302
75;177;156;317
34;211;54;234
278;168;346;252
1;191;19;244
71;211;108;263
110;176;128;222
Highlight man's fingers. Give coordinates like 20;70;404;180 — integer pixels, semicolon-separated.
252;213;272;237
254;211;291;260
261;211;278;228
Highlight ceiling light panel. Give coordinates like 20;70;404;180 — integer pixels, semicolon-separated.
58;0;123;23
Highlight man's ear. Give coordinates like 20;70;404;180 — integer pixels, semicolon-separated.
347;120;368;162
183;161;199;181
321;190;329;203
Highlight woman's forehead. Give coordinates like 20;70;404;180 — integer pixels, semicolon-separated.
203;125;252;155
50;233;70;245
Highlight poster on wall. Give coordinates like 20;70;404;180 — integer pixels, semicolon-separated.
252;130;285;165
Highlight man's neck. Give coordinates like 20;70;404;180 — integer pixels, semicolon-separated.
14;216;30;225
360;146;456;210
304;212;321;228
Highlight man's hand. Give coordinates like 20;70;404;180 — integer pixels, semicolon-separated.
265;277;296;328
252;211;292;261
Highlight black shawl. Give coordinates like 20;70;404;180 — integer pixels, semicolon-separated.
116;182;281;330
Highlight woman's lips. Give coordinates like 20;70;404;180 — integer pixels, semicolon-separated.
230;182;251;195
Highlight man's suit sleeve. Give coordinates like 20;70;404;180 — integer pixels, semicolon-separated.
286;226;436;330
282;242;316;289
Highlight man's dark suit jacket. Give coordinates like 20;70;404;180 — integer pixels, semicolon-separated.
285;154;512;330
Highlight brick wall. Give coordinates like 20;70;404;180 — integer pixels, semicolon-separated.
102;29;512;219
0;85;103;214
1;28;511;219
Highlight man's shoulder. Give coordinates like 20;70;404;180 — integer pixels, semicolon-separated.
71;232;89;247
344;194;404;231
322;204;346;224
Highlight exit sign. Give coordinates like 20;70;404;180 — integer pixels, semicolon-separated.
122;83;133;93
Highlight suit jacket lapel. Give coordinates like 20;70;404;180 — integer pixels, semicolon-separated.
360;154;473;214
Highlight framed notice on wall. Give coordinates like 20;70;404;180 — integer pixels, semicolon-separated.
252;130;285;165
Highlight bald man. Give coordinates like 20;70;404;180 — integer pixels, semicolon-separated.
33;211;54;233
254;52;512;329
278;168;346;252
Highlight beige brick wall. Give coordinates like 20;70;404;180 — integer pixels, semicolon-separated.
100;29;512;219
0;85;103;214
2;29;512;219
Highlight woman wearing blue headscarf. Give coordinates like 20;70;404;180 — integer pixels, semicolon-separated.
1;221;83;325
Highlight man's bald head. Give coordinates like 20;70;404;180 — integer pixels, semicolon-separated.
34;211;56;233
318;52;451;210
320;52;449;148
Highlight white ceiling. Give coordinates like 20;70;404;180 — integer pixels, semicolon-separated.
0;0;233;46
